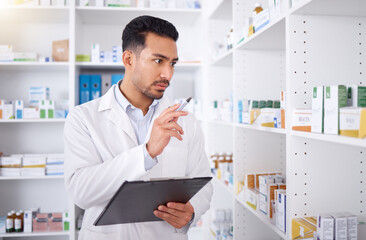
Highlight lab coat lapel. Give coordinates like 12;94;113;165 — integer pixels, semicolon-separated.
99;86;138;146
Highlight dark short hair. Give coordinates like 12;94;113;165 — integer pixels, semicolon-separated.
122;15;179;54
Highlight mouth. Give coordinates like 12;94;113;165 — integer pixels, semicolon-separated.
154;84;168;90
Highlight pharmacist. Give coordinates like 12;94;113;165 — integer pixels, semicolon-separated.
64;15;213;240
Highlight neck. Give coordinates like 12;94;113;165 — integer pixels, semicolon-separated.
120;76;153;115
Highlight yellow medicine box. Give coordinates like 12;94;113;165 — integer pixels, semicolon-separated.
292;217;317;239
340;107;366;139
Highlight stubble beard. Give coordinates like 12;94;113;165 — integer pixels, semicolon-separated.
143;80;170;100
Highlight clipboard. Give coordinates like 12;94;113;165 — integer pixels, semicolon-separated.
94;177;212;226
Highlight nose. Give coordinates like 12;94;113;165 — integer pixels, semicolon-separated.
160;65;174;80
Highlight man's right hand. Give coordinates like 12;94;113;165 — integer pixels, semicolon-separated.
146;103;188;158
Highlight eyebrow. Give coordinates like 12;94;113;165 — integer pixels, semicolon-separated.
152;53;179;62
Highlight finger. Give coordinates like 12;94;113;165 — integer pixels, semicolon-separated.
165;122;184;135
154;211;184;229
169;130;183;141
159;104;181;118
160;111;188;123
158;205;184;218
167;202;187;212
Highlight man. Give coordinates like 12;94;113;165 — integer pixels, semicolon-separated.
64;15;212;240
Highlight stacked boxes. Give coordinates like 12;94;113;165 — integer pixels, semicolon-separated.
46;154;64;176
21;154;46;176
0;156;22;176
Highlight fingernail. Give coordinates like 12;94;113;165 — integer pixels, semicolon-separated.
158;206;163;210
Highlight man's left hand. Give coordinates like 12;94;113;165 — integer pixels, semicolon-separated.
154;202;194;229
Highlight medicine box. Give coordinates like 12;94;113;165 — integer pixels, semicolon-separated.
292;217;317;239
0;99;4;119
330;213;347;240
259;108;275;127
255;173;268;190
267;183;278;219
311;86;324;133
317;214;334;240
324;85;348;134
33;213;48;232
340;107;366;139
21;167;45;176
29;86;50;107
0;156;22;167
276;191;286;233
22;155;46;168
106;0;132;7
292;109;312;132
46;164;64;175
343;212;357;240
0;216;5;233
246;188;258;210
14;100;24;119
0;168;21;177
259;193;268;215
349;85;366;107
259;175;274;194
3;102;14;120
23;211;32;233
47;154;64;165
245;174;255;189
253;9;270;32
13;52;37;62
91;44;100;63
23;107;40;119
48;213;63;231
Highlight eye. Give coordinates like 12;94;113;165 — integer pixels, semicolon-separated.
171;62;177;67
154;59;162;64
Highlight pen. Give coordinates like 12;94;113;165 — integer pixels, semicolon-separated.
169;97;192;122
176;97;192;112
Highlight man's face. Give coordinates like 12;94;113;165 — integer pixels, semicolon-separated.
131;32;178;100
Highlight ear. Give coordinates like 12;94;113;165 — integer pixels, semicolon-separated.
122;50;134;70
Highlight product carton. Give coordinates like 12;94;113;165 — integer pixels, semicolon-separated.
267;183;278;218
259;175;274;194
317;214;334;240
292;217;317;239
324;85;348;134
276;190;286;233
340;107;366;139
52;39;69;62
0;156;22;167
259;193;268;215
245;188;258;210
292;109;312;132
330;213;347;240
253;9;270;32
311;86;324;133
343;212;357;240
23;211;32;233
348;85;366;107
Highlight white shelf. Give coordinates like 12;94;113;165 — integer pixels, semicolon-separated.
212;176;233;195
207;0;232;20
290;130;366;148
75;6;201;25
234;123;287;135
290;0;366;17
0;119;66;123
203;120;233;127
0;62;69;71
0;231;70;238
209;50;233;66
0;6;70;24
234;195;286;240
0;175;63;180
76;62;201;71
236;16;286;50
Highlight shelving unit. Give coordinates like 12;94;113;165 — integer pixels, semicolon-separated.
0;2;203;240
202;0;366;239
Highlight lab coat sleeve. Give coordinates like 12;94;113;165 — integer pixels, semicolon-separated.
63;108;147;210
185;117;213;230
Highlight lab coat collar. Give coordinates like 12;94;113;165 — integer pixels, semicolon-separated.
98;85;172;146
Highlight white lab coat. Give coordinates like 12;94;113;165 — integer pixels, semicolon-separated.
63;85;213;240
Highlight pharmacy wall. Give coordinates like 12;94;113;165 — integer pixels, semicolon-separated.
0;0;366;240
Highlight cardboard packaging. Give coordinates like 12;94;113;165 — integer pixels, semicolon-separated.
348;85;366;107
276;190;286;233
33;213;48;232
21;167;45;176
22;155;46;168
324;85;348;134
259;175;274;195
311;86;324;133
292;109;312;132
330;213;348;240
317;214;335;240
343;212;357;240
292;217;317;239
52;39;69;62
2;102;14;120
14;100;24;119
29;86;50;107
0;156;22;168
246;188;258;210
0;168;21;177
48;213;63;231
23;211;32;233
340;107;366;139
91;43;100;63
267;183;278;219
253;9;270;32
23;108;40;119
